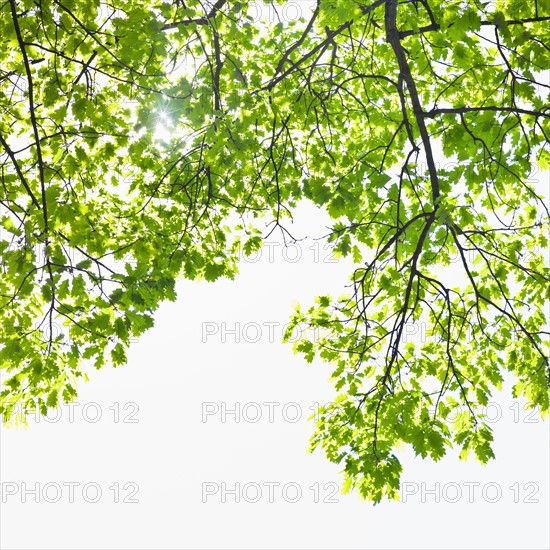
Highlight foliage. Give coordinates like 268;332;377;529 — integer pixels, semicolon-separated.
1;0;549;501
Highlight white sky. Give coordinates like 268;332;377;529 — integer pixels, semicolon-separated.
1;2;549;548
1;200;549;550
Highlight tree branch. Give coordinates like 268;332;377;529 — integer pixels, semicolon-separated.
424;106;550;118
0;132;41;208
385;0;440;204
161;0;227;30
8;0;48;223
399;15;550;38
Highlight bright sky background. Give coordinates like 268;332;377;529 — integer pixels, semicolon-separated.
1;1;549;548
1;199;549;550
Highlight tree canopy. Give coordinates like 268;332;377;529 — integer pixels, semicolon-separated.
1;0;549;502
